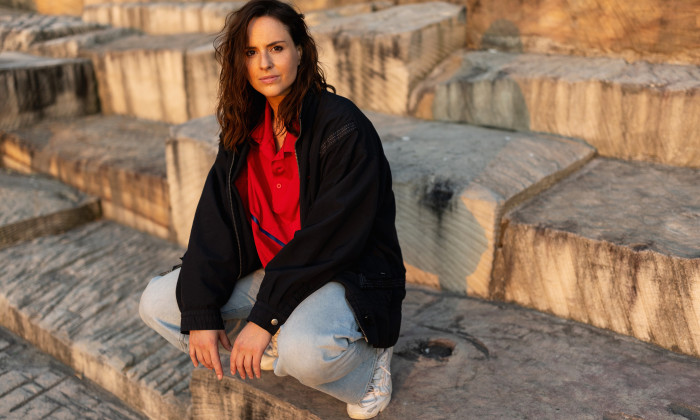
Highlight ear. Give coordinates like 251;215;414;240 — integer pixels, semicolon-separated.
297;46;302;60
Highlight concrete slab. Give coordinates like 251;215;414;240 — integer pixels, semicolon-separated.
0;52;99;130
0;326;145;419
0;221;188;420
84;33;215;124
167;111;594;295
494;158;700;357
0;115;173;239
418;51;700;168
82;1;244;35
192;284;700;419
0;168;100;249
312;1;466;115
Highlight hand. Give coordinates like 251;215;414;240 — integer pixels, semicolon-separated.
230;322;272;380
189;329;232;380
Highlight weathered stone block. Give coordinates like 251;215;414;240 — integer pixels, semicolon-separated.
167;115;219;245
493;158;700;357
0;12;101;51
167;111;594;294
420;51;700;168
464;0;700;65
27;27;134;59
82;1;243;35
312;2;466;115
84;33;214;124
0;115;172;239
0;52;99;130
0;169;99;249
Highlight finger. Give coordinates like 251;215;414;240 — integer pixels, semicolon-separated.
243;353;254;380
200;348;213;370
189;344;198;368
218;330;232;352
252;351;262;379
235;352;246;380
211;349;224;380
230;348;238;377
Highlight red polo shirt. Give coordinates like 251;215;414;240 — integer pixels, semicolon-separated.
234;104;301;267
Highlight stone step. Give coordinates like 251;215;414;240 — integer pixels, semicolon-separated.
312;1;467;115
80;2;446;124
0;11;103;52
0;115;173;239
415;51;700;168
167;112;594;295
0;168;100;249
190;283;700;419
465;0;700;66
82;1;390;35
0;325;146;419
493;157;700;358
1;222;698;420
0;52;100;130
0;221;188;420
82;32;216;124
82;1;243;35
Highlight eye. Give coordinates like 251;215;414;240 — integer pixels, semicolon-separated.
271;45;283;52
245;50;256;57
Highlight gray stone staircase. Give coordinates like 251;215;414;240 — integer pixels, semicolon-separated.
1;0;699;419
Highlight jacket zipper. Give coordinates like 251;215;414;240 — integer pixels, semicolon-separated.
228;150;243;279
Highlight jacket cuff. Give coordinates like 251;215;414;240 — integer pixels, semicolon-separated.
180;309;224;334
247;302;282;336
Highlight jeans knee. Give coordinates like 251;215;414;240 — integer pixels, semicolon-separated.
276;329;361;386
138;277;159;327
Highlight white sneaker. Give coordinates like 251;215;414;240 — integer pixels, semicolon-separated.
347;347;393;419
260;330;279;371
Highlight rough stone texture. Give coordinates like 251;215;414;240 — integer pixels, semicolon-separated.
0;326;145;419
166;114;219;245
27;26;135;59
0;221;190;420
184;43;220;120
464;0;700;66
0;52;99;130
82;2;244;35
0;168;100;249
192;284;700;419
303;1;391;27
83;33;215;124
312;2;467;115
0;11;102;51
0;115;173;239
493;158;700;357
418;51;700;168
167;111;594;295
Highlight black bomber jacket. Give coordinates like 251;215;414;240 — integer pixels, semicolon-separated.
176;89;406;348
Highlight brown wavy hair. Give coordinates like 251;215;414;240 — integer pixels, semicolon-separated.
215;0;334;151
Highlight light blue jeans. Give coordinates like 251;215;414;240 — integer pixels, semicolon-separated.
139;268;379;404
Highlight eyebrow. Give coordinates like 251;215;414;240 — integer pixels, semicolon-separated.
245;40;287;49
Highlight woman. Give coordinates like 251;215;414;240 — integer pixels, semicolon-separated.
139;0;405;418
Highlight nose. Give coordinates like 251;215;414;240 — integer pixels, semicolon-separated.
259;51;272;69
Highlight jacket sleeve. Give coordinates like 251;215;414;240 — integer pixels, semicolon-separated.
247;115;389;334
176;144;242;333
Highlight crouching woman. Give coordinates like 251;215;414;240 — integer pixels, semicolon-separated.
139;1;405;418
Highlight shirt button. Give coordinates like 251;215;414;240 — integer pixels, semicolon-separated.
276;183;282;189
271;319;278;326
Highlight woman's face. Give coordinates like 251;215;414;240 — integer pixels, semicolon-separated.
244;16;301;108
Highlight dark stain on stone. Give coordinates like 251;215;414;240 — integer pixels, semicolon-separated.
418;339;454;360
420;179;455;221
668;402;700;420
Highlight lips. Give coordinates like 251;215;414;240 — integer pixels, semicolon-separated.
259;75;279;84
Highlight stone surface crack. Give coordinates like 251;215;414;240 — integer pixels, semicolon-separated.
9;376;69;413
